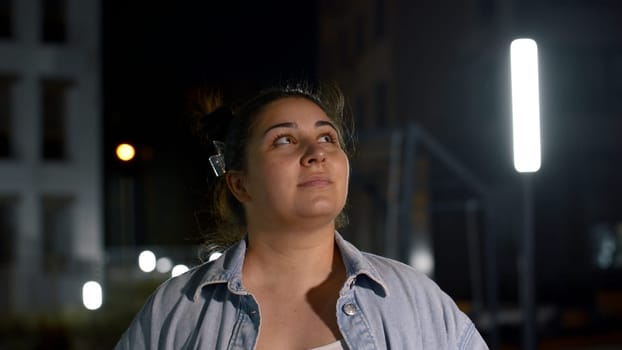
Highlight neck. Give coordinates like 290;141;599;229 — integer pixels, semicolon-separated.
243;224;342;289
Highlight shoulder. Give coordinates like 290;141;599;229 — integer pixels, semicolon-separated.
147;241;247;304
361;251;457;307
356;253;488;348
360;251;440;292
362;253;473;323
114;260;219;349
137;260;215;318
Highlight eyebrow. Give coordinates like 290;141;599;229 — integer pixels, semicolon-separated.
262;120;338;136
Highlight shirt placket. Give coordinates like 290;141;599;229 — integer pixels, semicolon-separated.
337;290;379;350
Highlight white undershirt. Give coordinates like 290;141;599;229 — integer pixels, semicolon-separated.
308;339;348;350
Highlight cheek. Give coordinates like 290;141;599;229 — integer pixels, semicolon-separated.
250;158;294;193
340;153;350;177
337;154;350;193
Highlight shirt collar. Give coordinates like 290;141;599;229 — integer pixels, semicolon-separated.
334;232;389;296
186;232;389;302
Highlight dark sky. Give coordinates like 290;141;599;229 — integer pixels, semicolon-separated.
101;2;320;246
102;1;318;151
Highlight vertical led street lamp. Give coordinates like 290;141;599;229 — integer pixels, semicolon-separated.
510;38;540;350
511;39;541;173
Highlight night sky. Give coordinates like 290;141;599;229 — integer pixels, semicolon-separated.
102;1;318;156
101;1;320;246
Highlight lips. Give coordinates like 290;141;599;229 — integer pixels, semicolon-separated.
298;175;332;187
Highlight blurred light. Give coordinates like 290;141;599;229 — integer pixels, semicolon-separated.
116;143;136;162
409;248;434;276
138;250;156;272
82;281;103;310
510;38;541;173
591;224;617;269
156;257;173;273
171;264;189;277
208;252;222;262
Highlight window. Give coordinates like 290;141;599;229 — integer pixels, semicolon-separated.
0;76;13;157
0;0;11;38
41;0;66;43
0;196;17;264
41;79;71;160
42;195;73;272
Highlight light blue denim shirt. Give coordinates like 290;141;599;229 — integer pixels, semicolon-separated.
115;233;489;349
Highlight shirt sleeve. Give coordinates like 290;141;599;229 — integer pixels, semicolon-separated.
458;322;489;350
113;295;155;350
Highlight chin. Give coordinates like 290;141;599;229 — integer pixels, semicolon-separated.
296;206;342;222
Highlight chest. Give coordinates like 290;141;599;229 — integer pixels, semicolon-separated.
252;288;342;350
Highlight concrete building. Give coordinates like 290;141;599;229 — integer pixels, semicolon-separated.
0;0;102;314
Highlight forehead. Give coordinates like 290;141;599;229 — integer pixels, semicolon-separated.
252;97;331;129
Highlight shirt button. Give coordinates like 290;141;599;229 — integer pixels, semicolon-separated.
342;303;357;316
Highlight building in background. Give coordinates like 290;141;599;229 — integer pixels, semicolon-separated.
318;0;622;346
318;0;498;290
0;0;102;314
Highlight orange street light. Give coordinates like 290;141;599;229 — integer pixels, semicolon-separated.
116;143;136;162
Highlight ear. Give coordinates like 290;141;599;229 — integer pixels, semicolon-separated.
225;170;251;203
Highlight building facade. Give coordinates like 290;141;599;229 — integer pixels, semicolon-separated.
0;0;102;314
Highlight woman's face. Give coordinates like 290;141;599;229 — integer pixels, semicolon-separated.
230;97;349;231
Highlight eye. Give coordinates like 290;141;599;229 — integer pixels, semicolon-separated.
318;133;337;143
273;134;295;145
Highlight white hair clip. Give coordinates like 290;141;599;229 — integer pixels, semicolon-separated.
209;141;226;177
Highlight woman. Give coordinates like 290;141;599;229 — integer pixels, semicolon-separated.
115;81;488;349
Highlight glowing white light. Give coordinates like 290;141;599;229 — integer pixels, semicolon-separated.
511;38;541;173
208;252;222;262
82;281;103;310
409;249;434;276
156;257;173;273
171;264;189;277
138;250;156;272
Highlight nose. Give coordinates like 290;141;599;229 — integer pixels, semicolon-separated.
301;143;326;166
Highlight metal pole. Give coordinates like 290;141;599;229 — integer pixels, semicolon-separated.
398;124;417;263
484;199;499;349
521;174;536;350
385;130;403;259
466;199;484;318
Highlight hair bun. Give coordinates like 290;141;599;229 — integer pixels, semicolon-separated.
187;87;234;151
200;106;234;144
